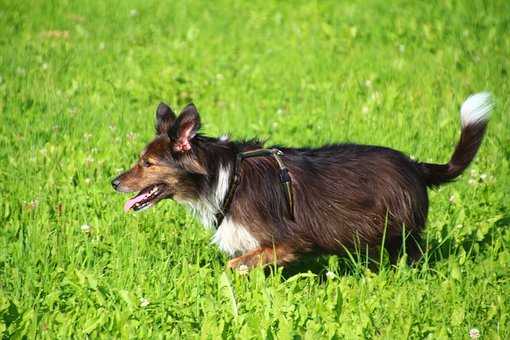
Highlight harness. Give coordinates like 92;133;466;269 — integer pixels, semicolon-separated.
213;148;295;229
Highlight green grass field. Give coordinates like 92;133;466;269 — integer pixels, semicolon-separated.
1;0;509;338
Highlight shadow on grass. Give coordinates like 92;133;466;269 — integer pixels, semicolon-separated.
279;255;331;281
277;253;382;281
425;209;510;265
272;208;510;280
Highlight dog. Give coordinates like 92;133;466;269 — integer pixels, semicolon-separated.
112;92;492;269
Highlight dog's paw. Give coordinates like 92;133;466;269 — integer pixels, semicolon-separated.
227;257;244;268
227;258;251;274
227;258;238;268
227;248;269;272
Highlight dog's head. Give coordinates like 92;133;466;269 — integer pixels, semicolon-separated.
112;103;208;212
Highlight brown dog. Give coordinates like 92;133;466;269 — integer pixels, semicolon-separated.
112;93;492;269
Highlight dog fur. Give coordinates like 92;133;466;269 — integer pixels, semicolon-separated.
112;93;492;268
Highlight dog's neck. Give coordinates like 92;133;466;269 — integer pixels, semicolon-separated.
185;164;232;228
183;137;261;228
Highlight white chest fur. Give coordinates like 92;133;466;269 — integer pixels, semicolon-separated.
212;218;260;256
184;164;260;256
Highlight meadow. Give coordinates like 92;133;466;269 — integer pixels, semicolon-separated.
1;0;509;338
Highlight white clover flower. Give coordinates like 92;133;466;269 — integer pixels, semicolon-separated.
237;264;249;275
130;9;139;17
25;199;39;210
127;132;138;142
469;328;480;339
81;224;91;233
139;297;150;307
326;271;336;279
370;91;382;102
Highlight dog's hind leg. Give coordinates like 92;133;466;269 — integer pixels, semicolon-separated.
386;233;423;265
227;244;297;269
404;233;423;264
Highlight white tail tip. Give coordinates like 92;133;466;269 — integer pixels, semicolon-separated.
460;92;493;127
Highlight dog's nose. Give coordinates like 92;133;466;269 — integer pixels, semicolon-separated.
111;178;120;190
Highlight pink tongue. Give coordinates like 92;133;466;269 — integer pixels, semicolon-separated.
124;193;150;212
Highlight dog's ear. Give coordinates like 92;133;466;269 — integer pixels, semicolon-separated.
169;103;201;152
155;102;176;135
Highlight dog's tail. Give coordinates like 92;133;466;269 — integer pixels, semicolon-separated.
417;92;493;188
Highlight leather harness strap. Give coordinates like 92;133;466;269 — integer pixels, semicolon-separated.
213;148;295;229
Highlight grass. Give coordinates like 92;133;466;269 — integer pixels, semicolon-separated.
1;0;509;338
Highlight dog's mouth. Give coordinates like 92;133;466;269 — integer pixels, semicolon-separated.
123;184;169;212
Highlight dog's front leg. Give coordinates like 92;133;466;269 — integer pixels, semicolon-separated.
227;245;296;270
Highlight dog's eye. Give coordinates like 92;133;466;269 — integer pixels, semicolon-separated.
142;160;153;168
